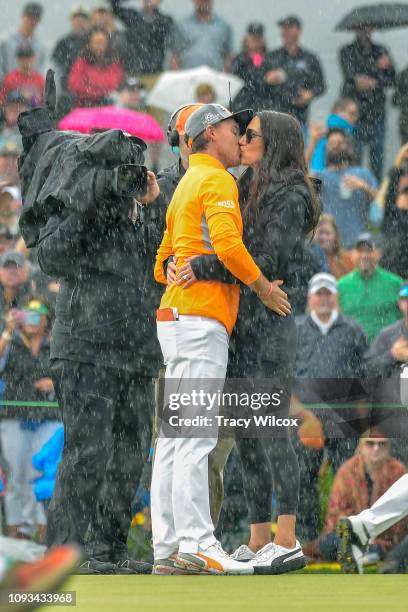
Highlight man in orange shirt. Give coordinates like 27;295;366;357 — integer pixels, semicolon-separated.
151;104;290;575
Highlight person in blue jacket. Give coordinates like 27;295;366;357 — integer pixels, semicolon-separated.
32;425;64;508
308;98;359;172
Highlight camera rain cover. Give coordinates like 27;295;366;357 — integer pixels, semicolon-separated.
18;70;148;248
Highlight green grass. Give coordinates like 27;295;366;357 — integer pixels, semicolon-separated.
40;575;408;612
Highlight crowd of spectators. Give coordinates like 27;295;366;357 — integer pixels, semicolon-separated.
0;1;407;571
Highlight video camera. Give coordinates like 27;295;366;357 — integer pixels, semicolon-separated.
17;70;149;248
114;164;148;198
94;160;148;200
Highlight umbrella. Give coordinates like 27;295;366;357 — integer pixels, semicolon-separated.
58;106;165;142
146;65;243;112
335;3;408;30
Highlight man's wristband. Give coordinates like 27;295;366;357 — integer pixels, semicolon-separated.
261;282;274;299
1;331;12;342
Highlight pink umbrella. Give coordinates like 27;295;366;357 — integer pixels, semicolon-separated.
59;105;165;142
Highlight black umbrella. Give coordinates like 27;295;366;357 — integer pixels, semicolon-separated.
335;3;408;30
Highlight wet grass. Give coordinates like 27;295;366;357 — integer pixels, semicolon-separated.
40;574;408;612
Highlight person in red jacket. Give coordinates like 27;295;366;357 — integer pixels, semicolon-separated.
0;46;44;108
67;26;123;107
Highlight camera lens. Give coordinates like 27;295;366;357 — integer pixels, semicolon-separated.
116;165;147;197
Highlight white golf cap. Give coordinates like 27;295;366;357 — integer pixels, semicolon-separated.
308;272;338;295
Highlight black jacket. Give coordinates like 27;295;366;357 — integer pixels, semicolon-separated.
363;319;408;406
295;313;368;379
18;101;157;374
393;66;408;142
380;167;408;279
109;0;176;74
259;46;326;124
340;40;395;128
193;172;316;372
0;333;59;421
235;175;315;367
293;313;368;405
231;51;270;111
36;210;158;374
51;32;88;89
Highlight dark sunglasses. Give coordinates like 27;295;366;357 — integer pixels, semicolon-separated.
244;128;263;143
398;186;408;196
364;440;388;448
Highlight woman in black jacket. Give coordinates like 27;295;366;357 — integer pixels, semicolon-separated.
176;111;320;573
380;164;408;278
233;111;319;573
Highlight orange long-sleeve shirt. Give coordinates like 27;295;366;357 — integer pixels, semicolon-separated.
154;153;261;335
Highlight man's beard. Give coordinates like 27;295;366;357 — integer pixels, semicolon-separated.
326;150;352;166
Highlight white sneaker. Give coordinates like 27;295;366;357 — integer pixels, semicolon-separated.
249;541;307;575
230;544;256;562
175;541;254;575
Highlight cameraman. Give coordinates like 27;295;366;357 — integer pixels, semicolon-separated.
34;155;159;575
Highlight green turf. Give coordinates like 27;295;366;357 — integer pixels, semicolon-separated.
39;575;408;612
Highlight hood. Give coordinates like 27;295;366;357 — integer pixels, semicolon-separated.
267;170;317;233
327;113;355;134
265;168;308;198
239;167;318;233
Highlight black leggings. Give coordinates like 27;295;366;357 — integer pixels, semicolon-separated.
236;423;299;523
229;316;300;524
229;336;300;523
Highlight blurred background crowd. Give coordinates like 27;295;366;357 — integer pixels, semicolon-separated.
0;0;407;574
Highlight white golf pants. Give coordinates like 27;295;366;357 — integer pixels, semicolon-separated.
151;315;228;560
351;473;408;542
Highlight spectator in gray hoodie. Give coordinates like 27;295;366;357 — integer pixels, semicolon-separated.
294;272;368;541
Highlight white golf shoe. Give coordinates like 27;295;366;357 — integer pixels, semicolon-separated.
175;541;254;575
230;544;256;562
249;540;307;575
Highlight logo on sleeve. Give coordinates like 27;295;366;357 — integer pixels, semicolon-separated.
217;200;235;209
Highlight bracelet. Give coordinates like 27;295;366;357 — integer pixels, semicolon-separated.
1;331;12;342
262;283;274;299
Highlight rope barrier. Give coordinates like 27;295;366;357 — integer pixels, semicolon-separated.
0;401;405;409
0;401;59;407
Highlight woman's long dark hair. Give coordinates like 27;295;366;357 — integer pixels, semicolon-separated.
383;163;408;231
81;27;115;66
242;110;321;233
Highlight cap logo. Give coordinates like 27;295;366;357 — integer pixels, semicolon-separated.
204;113;219;124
